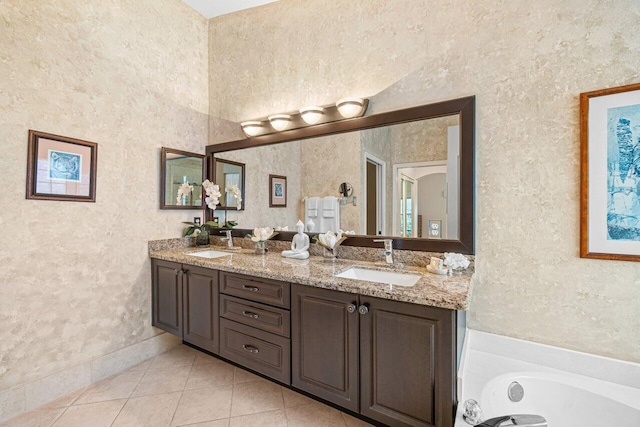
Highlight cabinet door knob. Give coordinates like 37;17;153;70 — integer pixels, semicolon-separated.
174;269;180;276
242;310;259;319
181;269;189;275
242;344;259;354
358;304;369;315
242;285;260;292
347;303;357;313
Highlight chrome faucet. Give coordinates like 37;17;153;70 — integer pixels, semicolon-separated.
220;229;233;248
373;239;394;265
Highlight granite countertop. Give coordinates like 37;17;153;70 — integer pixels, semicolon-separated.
149;246;473;311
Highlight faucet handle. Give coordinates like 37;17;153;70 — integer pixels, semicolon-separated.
373;239;393;249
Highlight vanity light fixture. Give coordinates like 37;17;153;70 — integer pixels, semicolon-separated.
336;97;365;119
299;106;325;125
240;97;368;137
268;114;292;131
240;121;264;137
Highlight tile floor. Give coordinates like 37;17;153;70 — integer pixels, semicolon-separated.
2;345;372;427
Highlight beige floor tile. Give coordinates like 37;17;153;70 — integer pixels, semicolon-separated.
1;407;66;427
229;409;287;427
175;419;229;427
150;346;197;369
232;367;263;384
126;359;152;372
170;386;233;426
285;401;347;427
185;360;235;390
281;387;317;408
130;366;191;397
193;352;219;366
42;387;87;409
51;399;126;427
230;380;283;417
111;391;181;427
342;412;374;426
74;370;144;405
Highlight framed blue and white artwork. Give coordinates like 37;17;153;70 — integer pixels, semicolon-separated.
581;83;640;261
269;174;287;207
26;130;98;202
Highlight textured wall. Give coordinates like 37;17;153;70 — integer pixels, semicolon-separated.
0;0;208;392
208;0;640;362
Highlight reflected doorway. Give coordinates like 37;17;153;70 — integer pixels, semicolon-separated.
363;152;386;235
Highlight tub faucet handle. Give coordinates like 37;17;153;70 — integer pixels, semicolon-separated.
475;414;547;427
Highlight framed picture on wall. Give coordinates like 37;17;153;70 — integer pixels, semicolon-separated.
26;130;98;202
269;174;287;207
580;82;640;261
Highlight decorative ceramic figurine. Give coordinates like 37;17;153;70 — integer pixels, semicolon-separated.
306;218;315;232
282;220;310;260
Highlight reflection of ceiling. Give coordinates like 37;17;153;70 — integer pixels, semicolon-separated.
181;0;279;18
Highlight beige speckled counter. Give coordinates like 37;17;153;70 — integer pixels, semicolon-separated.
150;245;472;311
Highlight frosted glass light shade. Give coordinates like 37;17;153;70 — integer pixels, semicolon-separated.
240;121;263;137
268;114;291;131
299;106;325;125
336;97;364;118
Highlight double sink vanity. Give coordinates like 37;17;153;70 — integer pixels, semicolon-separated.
150;243;471;427
153;95;476;426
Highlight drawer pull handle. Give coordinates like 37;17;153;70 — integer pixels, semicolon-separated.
243;344;260;354
242;310;259;319
242;285;260;292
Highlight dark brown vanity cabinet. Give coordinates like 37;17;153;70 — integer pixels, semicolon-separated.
292;284;456;427
151;259;219;354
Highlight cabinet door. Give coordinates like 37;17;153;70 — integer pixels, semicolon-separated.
183;266;219;354
151;259;183;337
291;285;359;412
359;297;455;427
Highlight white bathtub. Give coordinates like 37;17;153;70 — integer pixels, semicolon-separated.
455;330;640;427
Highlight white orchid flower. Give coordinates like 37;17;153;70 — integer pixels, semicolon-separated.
202;179;221;209
250;227;274;242
176;182;193;205
225;184;243;210
444;252;470;270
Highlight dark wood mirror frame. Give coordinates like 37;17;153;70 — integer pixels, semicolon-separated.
160;147;205;210
213;157;246;211
205;96;475;253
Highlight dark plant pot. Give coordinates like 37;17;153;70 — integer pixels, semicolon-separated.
196;230;210;246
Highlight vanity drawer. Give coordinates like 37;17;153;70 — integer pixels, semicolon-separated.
220;294;290;338
220;318;290;384
220;272;290;309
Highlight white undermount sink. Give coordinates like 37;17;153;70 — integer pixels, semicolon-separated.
335;267;421;287
186;250;231;259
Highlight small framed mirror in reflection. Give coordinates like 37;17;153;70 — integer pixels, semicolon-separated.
160;147;205;210
213;158;245;211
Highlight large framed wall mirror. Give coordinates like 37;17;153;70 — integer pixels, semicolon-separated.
160;148;205;209
206;96;474;253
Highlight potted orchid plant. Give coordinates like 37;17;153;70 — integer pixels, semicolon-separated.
245;227;278;254
314;230;348;259
220;184;242;228
182;179;221;245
